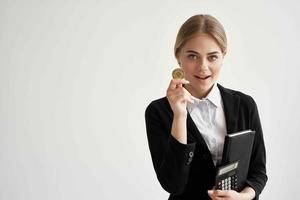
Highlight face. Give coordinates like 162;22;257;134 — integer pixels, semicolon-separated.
177;33;225;98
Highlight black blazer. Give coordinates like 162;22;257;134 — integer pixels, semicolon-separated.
145;83;267;200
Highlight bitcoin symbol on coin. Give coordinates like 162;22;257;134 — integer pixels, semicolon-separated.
172;68;185;79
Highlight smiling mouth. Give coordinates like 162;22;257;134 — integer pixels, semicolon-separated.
194;75;211;80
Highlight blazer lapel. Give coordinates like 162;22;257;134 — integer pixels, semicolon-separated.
217;83;240;134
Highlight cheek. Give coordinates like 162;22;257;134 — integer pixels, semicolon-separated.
182;62;197;72
209;63;221;74
211;60;223;72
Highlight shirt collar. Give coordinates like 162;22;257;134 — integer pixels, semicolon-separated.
206;82;222;108
187;83;222;111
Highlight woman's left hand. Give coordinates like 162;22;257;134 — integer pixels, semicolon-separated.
207;189;247;200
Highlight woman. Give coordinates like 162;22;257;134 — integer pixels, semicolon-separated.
145;14;267;200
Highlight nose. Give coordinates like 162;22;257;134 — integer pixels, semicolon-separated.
199;64;209;71
198;59;209;71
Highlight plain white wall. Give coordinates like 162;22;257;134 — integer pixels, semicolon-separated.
1;0;299;199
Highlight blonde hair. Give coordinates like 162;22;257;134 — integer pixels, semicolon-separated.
174;14;227;58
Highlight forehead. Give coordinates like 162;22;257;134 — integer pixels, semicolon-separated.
182;33;222;54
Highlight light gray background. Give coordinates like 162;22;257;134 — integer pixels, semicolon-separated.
0;0;299;199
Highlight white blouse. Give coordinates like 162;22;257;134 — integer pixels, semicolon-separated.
186;83;227;166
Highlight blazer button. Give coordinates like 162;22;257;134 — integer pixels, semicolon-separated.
189;151;194;157
186;157;193;165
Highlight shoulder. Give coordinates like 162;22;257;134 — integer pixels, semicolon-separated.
145;95;176;123
145;96;170;115
144;96;174;128
217;83;258;110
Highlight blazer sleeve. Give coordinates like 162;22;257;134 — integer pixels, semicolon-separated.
145;102;196;194
246;97;268;199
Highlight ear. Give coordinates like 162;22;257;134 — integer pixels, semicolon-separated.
177;60;181;67
175;51;182;66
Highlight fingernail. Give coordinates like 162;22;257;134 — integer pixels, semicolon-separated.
207;190;213;194
184;80;190;84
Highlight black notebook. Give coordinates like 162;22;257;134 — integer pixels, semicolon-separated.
220;129;255;191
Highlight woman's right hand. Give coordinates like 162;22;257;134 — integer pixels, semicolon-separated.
166;78;194;117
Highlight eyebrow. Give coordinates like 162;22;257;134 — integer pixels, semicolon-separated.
185;50;220;55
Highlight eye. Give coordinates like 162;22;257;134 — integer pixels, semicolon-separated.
188;54;198;60
208;55;218;62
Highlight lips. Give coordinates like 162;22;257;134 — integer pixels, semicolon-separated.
194;75;211;80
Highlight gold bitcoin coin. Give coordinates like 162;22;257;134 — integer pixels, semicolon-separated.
172;68;184;79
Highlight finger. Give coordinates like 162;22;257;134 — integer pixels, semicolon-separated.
214;197;226;200
167;86;191;98
171;96;193;104
208;191;223;200
182;87;194;98
208;190;214;198
172;93;193;104
168;78;190;90
167;90;184;100
167;88;194;105
182;89;194;103
214;189;229;197
166;82;190;100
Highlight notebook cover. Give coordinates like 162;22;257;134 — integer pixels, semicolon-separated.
221;129;255;191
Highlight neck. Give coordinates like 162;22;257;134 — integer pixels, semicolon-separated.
184;84;214;99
